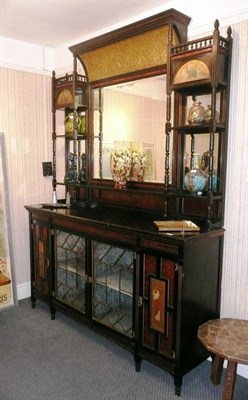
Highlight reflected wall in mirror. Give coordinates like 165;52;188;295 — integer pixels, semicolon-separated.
93;75;169;183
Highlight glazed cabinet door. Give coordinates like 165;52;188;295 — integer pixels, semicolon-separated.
54;229;87;314
30;215;53;310
92;240;135;339
139;253;177;360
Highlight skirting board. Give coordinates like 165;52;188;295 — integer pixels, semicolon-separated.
17;281;248;380
17;281;31;301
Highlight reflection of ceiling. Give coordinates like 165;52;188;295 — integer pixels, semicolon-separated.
108;75;166;101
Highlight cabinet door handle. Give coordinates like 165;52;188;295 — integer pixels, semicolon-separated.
138;296;143;307
175;263;184;277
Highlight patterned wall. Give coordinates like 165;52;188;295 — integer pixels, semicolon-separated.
0;68;52;290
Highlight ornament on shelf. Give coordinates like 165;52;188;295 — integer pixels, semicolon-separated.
188;99;205;126
52;189;57;205
64;113;80;137
64;152;78;183
184;153;208;195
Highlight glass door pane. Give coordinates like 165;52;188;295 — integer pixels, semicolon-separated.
92;241;134;338
55;230;86;313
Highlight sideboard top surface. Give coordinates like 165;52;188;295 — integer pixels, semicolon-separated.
25;204;224;244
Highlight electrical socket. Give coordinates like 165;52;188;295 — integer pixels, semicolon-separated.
42;162;53;177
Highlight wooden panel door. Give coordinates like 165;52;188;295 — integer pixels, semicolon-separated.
140;253;177;359
30;219;52;308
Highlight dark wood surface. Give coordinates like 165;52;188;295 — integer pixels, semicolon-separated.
25;203;223;241
25;205;224;395
27;9;233;397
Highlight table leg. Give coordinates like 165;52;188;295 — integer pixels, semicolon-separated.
211;355;224;385
223;360;237;400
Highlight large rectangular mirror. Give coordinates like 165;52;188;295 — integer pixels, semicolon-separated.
93;74;169;183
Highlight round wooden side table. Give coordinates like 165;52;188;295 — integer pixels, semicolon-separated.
198;318;248;400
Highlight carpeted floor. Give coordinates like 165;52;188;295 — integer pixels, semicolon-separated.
0;299;247;400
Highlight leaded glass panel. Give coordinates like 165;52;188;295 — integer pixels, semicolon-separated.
92;241;134;338
55;230;86;313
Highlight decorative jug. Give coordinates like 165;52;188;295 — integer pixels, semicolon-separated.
188;101;205;125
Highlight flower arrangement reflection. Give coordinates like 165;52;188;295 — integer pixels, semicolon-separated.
129;142;146;182
111;141;131;189
110;141;146;189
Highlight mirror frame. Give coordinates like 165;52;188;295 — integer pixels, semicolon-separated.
69;9;191;210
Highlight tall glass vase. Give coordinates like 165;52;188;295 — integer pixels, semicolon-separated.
129;142;146;182
111;141;131;189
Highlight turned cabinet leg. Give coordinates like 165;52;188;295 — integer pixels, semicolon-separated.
135;361;141;372
175;384;181;397
50;305;56;320
134;353;141;372
51;311;56;320
211;355;224;385
174;375;182;396
31;294;36;309
223;360;237;400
